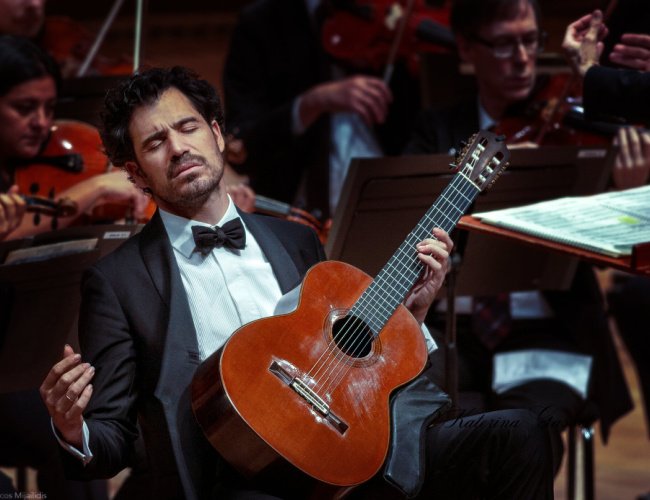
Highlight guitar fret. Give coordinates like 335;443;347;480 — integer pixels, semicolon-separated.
352;173;482;336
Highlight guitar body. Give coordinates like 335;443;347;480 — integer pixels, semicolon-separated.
192;260;428;487
192;130;509;491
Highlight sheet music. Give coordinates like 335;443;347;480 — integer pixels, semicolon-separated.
474;185;650;257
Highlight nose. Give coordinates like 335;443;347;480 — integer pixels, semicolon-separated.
30;107;49;131
168;130;189;158
512;40;530;64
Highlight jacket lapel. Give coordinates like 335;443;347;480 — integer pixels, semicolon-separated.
241;211;302;293
140;212;205;500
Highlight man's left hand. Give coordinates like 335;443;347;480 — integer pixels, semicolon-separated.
403;228;453;324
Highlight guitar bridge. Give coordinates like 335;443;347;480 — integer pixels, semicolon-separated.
269;361;348;435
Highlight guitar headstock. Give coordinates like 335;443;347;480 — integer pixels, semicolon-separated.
451;130;510;191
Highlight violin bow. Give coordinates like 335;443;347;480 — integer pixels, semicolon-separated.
383;0;417;84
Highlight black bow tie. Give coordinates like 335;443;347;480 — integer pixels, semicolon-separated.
191;218;246;255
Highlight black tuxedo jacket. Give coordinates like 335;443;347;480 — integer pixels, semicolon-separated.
223;0;420;218
61;210;325;500
405;99;633;440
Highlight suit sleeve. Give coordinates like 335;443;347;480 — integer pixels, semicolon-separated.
584;66;650;123
60;266;139;479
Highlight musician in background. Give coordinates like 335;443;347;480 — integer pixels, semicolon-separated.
223;0;421;220
0;34;149;500
0;36;148;241
0;0;45;38
405;0;635;475
40;66;553;500
565;16;650;499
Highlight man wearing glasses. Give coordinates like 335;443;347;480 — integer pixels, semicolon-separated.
406;0;545;153
405;0;634;478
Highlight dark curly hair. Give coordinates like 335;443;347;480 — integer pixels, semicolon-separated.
450;0;541;39
100;66;225;167
0;35;61;97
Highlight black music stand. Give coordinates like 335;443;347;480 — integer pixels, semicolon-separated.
326;145;616;399
0;224;141;393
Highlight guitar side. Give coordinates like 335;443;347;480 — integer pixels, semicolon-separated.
191;260;428;487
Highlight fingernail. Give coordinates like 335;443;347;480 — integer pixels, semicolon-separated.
73;354;81;362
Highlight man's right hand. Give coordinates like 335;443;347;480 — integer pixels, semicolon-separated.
298;75;392;129
40;344;95;449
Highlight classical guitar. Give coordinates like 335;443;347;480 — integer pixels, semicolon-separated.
191;130;509;488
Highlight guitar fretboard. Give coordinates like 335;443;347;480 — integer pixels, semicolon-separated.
350;173;480;336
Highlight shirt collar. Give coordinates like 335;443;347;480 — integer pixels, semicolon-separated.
159;195;241;259
477;97;498;131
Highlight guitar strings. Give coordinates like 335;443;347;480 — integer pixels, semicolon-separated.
315;179;473;398
307;175;478;399
316;179;476;397
310;176;474;395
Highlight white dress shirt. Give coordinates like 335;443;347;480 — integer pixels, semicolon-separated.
160;197;283;360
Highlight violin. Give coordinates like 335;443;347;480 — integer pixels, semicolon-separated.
41;16;132;77
224;139;331;243
321;0;455;79
22;195;78;218
13;119;155;224
254;195;331;244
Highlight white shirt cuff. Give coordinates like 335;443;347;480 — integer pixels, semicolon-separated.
421;323;438;354
51;419;94;465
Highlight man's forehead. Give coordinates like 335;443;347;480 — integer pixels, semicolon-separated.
129;88;202;137
479;3;538;36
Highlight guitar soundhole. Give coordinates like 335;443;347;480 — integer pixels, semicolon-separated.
332;315;373;358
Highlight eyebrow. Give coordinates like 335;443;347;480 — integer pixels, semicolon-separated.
140;116;201;150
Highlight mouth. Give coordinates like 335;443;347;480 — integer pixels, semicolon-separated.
172;162;203;178
506;76;533;88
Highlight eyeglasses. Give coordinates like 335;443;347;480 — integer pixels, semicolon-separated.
471;32;546;59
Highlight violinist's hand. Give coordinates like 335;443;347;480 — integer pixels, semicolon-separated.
613;127;650;190
403;228;453;325
609;33;650;71
0;185;27;241
562;10;608;76
40;344;95;450
226;183;256;213
298;76;393;128
90;170;150;220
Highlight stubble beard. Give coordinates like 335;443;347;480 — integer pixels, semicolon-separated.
157;153;224;209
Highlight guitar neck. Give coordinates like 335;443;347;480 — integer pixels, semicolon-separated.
351;172;481;335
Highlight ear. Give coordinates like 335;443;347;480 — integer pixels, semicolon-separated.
211;120;225;154
124;161;149;191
